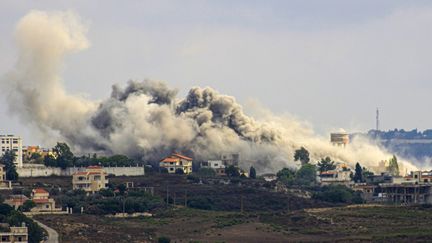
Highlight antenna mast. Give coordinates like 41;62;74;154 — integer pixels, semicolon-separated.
376;108;380;131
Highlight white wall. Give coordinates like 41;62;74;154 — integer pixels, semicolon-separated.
17;165;145;177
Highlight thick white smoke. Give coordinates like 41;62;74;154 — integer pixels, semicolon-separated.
1;10;417;173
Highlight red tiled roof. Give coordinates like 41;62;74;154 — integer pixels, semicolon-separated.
172;153;193;161
73;171;89;175
33;188;48;194
88;171;104;175
160;157;178;163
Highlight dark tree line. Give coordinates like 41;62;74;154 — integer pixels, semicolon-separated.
43;142;139;168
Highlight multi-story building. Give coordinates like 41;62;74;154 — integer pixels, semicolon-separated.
221;153;240;167
159;153;193;174
72;166;109;193
318;163;352;186
0;165;12;189
200;160;225;175
0;225;28;243
0;135;23;168
30;188;59;212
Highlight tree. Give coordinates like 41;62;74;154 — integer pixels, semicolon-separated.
20;200;36;212
225;165;240;177
196;168;216;177
160;168;168;174
362;167;374;178
53;142;75;169
276;168;295;184
0;151;18;181
294;164;316;186
353;162;363;183
388;155;400;176
294;147;310;165
249;166;256;179
317;157;336;172
43;155;57;167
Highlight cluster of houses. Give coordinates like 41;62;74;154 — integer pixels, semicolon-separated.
316;162;432;204
158;152;243;176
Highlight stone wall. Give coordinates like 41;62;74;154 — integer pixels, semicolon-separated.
17;165;145;177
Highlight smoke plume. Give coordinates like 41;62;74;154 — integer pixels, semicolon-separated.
1;10;418;173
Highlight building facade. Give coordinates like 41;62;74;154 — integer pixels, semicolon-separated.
0;135;23;168
31;188;59;212
200;160;225;175
4;195;29;210
72;166;109;193
221;153;240;167
318;163;352;186
159;153;193;174
0;226;28;243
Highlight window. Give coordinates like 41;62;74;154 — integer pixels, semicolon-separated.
46;205;49;208
170;168;174;171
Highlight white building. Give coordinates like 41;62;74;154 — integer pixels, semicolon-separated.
200;160;225;175
318;163;352;186
0;135;23;168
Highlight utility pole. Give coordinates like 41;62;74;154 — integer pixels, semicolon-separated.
240;195;244;213
166;185;169;206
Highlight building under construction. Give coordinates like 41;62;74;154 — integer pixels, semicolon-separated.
376;183;432;204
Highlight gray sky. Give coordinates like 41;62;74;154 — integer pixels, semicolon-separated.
1;0;432;146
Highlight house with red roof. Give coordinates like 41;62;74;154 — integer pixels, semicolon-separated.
159;153;193;174
30;188;60;212
72;166;108;193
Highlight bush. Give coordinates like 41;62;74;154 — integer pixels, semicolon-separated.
160;168;169;174
188;197;213;210
20;200;36;212
313;185;360;204
158;236;171;243
187;174;200;183
197;168;216;177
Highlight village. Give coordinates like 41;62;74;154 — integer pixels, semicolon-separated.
0;132;431;242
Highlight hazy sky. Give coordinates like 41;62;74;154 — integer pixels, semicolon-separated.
1;0;432;145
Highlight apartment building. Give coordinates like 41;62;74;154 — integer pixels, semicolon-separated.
0;135;23;168
72;166;109;193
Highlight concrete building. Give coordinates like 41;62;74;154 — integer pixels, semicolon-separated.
159;153;193;174
0;165;12;189
330;132;349;147
376;183;432;204
4;195;29;210
30;188;60;212
0;135;23;168
0;225;28;243
72;166;108;193
200;160;225;175
221;153;240;167
318;163;352;186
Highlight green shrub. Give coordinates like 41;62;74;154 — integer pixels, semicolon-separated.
158;236;171;243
